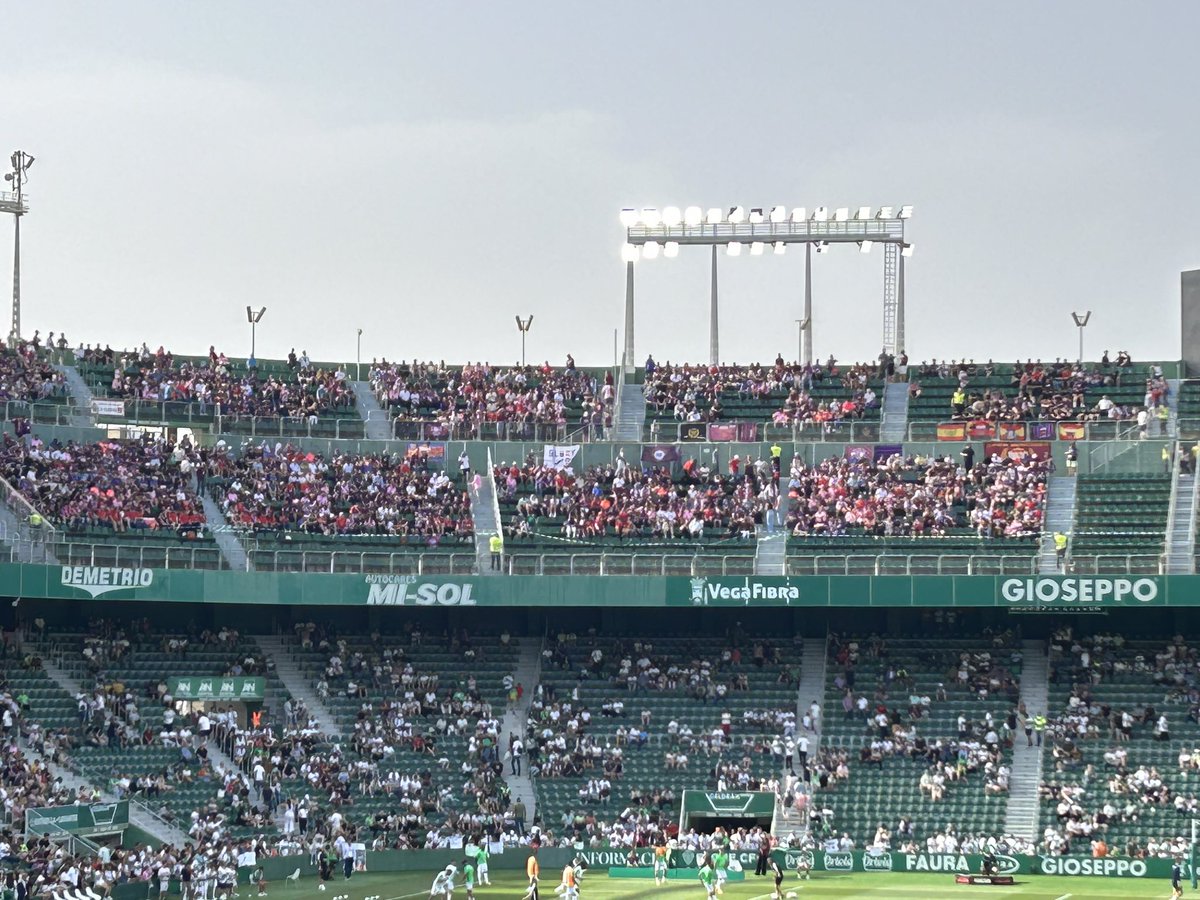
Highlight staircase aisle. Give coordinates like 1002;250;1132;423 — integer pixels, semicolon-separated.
471;458;501;576
613;384;646;442
351;380;394;441
1037;476;1078;573
1165;473;1197;573
501;640;542;822
253;634;343;737
53;364;98;427
201;495;253;571
754;531;786;575
1004;640;1048;841
773;635;828;843
879;381;909;442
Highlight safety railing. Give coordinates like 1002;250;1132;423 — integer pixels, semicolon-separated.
1066;553;1167;575
83;397;368;438
0;398;78;425
784;553;1039;577
505;552;756;576
388;419;609;443
0;474;55;533
247;549;477;575
1;535;224;569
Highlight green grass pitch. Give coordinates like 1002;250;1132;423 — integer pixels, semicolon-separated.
267;867;1188;900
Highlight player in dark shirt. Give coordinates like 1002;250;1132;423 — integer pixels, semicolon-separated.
1172;859;1183;899
768;858;784;900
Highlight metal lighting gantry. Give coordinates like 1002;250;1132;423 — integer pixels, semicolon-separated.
1;151;33;346
619;205;913;367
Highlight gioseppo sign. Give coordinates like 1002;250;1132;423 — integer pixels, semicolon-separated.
365;576;477;606
1001;577;1160;605
60;566;153;598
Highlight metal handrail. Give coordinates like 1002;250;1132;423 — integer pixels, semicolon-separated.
506;551;755;577
0;473;56;533
1165;440;1183;557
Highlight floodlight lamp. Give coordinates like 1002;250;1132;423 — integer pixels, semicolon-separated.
859;241;873;253
684;206;704;226
898;205;914;219
834;208;849;222
728;206;746;224
814;241;829;253
662;206;682;227
856;207;872;220
750;242;765;256
621;243;640;263
641;207;661;227
642;241;661;259
811;207;828;222
901;243;915;257
246;306;267;324
769;206;787;223
748;208;765;224
726;242;743;256
877;206;894;219
663;241;680;258
706;208;724;225
791;208;807;223
1071;311;1092;327
773;242;786;255
620;208;640;227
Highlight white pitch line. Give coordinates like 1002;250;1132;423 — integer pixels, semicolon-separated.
1053;895;1072;900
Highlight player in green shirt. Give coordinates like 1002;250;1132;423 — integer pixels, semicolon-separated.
461;861;476;900
698;863;717;900
474;847;491;886
712;851;729;895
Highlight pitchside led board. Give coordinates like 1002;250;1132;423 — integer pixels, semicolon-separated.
677;791;775;834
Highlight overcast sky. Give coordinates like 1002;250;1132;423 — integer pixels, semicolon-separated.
3;2;1198;369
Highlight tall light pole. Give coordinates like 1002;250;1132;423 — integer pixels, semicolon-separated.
2;151;34;347
515;315;533;367
794;318;809;366
356;327;363;380
246;306;266;367
1071;311;1092;364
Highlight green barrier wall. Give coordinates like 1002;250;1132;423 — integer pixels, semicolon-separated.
771;848;1180;879
8;563;1195;608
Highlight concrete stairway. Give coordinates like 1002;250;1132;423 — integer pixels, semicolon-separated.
36;657;192;846
52;364;97;427
471;460;501;576
502;640;541;822
1165;473;1197;574
201;495;253;571
1167;379;1181;438
795;637;828;754
1004;640;1048;842
613;384;646;441
252;634;343;737
880;381;909;442
1037;476;1078;573
754;531;786;575
351;380;394;442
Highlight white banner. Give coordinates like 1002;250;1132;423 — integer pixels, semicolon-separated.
91;399;125;417
543;445;580;470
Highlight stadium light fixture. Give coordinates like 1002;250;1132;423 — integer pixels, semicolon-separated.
641;207;661;227
901;243;915;257
811;207;828;222
245;306;267;365
705;208;723;225
1071;310;1092;364
773;242;786;255
728;206;746;224
662;206;682;227
898;205;914;219
834;207;850;222
859;241;874;253
663;241;680;258
877;206;894;219
515;315;534;366
750;241;765;256
856;207;872;220
748;208;765;224
621;243;640;263
619;208;639;227
726;242;742;256
790;207;807;223
684;206;704;226
769;206;787;223
643;241;661;259
814;241;829;253
2;150;34;346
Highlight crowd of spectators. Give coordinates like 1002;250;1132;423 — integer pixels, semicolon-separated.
0;434;207;533
211;443;473;541
0;340;65;404
785;450;1049;540
495;452;778;543
641;356;881;427
370;358;611;437
91;344;356;421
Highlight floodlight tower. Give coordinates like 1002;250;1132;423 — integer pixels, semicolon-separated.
620;204;912;368
1;151;34;347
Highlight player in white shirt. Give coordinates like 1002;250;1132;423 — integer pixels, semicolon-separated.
429;865;457;900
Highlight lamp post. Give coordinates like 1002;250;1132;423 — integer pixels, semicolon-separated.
356;328;363;380
246;306;266;367
515;315;533;367
1071;311;1092;364
2;150;34;347
794;318;809;366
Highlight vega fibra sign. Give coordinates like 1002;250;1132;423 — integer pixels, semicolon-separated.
774;849;1172;879
0;564;1192;608
25;801;129;836
168;676;265;701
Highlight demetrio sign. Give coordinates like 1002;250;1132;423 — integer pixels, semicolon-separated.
0;564;1188;608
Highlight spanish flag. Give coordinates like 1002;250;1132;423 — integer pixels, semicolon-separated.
1058;422;1086;441
936;422;966;441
